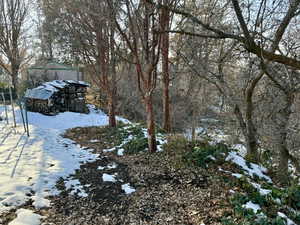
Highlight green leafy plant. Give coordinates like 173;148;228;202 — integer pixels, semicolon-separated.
123;137;148;154
286;184;300;210
184;143;230;168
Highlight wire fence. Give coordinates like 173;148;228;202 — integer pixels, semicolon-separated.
0;87;29;137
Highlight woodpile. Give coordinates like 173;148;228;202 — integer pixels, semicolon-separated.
25;80;89;115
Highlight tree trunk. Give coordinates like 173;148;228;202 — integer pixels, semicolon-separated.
161;1;171;132
245;118;259;161
11;65;19;92
145;94;157;153
108;93;117;127
233;103;258;161
108;29;117;128
277;92;294;182
162;77;171;132
243;72;264;162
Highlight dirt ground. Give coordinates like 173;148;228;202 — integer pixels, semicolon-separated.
0;126;236;225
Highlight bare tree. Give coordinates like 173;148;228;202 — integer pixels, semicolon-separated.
0;0;28;91
160;0;178;132
45;0;119;127
108;0;162;152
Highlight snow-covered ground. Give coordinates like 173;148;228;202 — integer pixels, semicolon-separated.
0;105;128;223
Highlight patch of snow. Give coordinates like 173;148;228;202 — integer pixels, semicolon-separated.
103;134;134;154
8;209;42;225
229;190;235;194
207;155;216;161
242;201;261;213
232;173;243;178
226;151;272;183
121;183;136;194
232;144;247;157
277;212;296;225
218;168;243;178
249;182;271;196
107;163;117;169
117;148;124;156
102;173;116;182
64;179;88;197
89;139;99;143
31;196;51;209
0;104;120;214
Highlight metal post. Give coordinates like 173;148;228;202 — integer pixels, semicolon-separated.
19;101;27;133
9;86;16;127
24;99;29;137
1;92;9;124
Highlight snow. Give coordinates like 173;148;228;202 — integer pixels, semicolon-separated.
249;181;271;196
226;151;272;183
8;209;43;225
219;168;243;179
229;190;235;194
98;163;117;171
242;201;261;213
64;178;88;197
107;163;117;169
121;183;136;194
102;173;117;182
103;124;166;155
232;173;243;178
117;148;125;156
31;196;51;209
277;212;296;225
232;144;247;157
0;104;116;215
89;139;99;143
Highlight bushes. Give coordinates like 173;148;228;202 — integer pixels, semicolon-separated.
163;135;230;168
286;184;300;210
123;137;148;154
184;143;229;168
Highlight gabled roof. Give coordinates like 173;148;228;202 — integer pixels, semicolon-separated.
28;60;78;71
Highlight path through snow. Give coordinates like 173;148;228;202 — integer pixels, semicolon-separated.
0;105;128;223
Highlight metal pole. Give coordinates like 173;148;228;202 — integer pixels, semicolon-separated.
19;101;27;133
24;99;29;137
9;86;16;127
1;92;9;124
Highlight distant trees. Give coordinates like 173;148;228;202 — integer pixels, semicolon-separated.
0;0;28;91
43;0;119;127
160;0;300;180
38;0;300;182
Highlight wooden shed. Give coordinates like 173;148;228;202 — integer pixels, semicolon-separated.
27;61;84;87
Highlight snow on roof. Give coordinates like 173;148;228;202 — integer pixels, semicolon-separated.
65;80;89;87
24;80;89;100
25;88;55;100
45;80;69;89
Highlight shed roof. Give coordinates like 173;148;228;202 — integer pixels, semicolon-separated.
25;87;55;100
28;61;78;71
